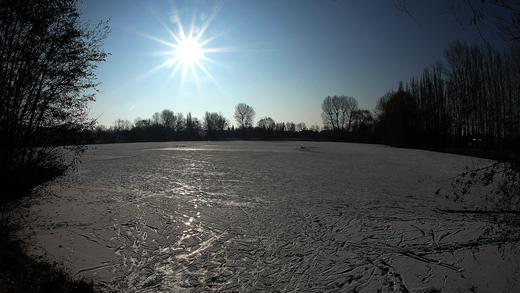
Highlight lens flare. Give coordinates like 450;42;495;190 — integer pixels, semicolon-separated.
175;37;204;66
142;4;234;89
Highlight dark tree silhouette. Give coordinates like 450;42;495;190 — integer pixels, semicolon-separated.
376;84;418;147
321;95;359;133
175;112;185;131
234;103;255;129
257;117;275;131
204;112;228;138
376;41;520;151
87;109;324;143
286;122;296;132
275;122;286;132
152;112;161;125
0;0;108;200
160;109;176;129
373;41;520;215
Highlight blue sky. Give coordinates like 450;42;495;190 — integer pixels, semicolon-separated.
80;0;482;127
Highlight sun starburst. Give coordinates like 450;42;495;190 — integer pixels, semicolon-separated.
142;5;233;88
175;37;204;66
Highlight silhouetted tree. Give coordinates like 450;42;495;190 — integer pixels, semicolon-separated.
352;110;374;130
321;95;359;133
0;0;109;199
175;112;185;131
152;112;161;125
309;124;321;132
286;122;296;132
113;119;132;131
184;112;201;139
275;122;286;132
160;109;176;129
257;117;275;131
204;112;228;138
321;96;338;131
376;84;418;147
134;119;151;128
234;103;255;129
296;122;307;132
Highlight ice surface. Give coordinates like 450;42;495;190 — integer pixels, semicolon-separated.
15;141;520;292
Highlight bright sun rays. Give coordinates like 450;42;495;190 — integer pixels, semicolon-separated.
142;5;232;88
175;37;204;67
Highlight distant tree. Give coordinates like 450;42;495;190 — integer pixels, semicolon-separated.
175;113;185;131
257;117;276;130
184;112;201;139
160;109;176;129
185;112;195;131
204;112;228;135
216;114;228;131
152;112;161;125
321;96;359;133
95;125;107;132
286;122;296;132
342;96;359;131
113;119;132;131
0;0;108;197
376;84;418;147
350;109;374;141
191;117;202;136
134;119;151;128
321;96;338;131
352;109;374;130
309;124;321;132
275;122;286;132
296;122;307;132
234;103;255;128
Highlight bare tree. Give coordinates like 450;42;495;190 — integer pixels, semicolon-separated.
134;119;151;128
286;122;296;132
257;117;275;130
309;124;321;132
296;122;307;132
160;109;176;129
151;112;161;125
175;112;185;131
0;0;108;197
352;109;374;131
234;103;255;128
341;96;359;131
321;96;359;132
321;96;338;130
113;119;132;131
275;122;286;132
204;112;228;133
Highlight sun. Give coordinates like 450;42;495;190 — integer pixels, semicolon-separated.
174;36;205;67
142;5;233;87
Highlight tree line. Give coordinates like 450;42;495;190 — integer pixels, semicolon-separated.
86;103;325;143
375;41;520;158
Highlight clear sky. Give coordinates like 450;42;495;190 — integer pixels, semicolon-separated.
79;0;483;128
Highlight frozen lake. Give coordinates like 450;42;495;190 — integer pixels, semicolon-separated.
17;141;520;292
